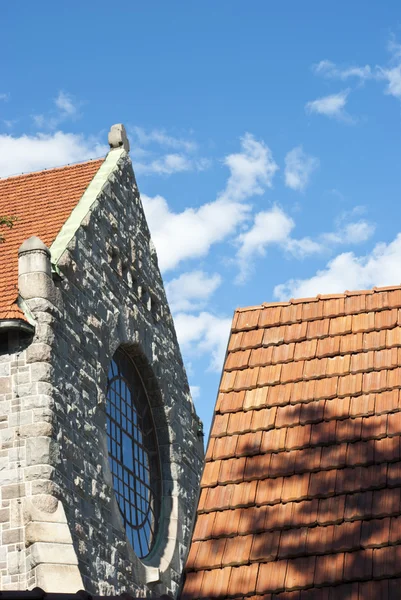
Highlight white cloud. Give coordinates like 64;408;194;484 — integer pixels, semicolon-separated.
190;385;201;400
322;220;375;245
0;131;107;178
305;90;352;122
313;60;372;81
134;153;209;176
284;146;319;191
165;270;222;312
235;205;323;283
55;91;78;117
131;126;197;152
376;37;401;100
142;134;277;271
174;311;232;372
274;233;401;301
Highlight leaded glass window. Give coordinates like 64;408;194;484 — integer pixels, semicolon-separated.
106;350;161;558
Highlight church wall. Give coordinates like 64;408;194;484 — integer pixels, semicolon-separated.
0;151;204;596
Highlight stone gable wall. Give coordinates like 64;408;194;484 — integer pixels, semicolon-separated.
0;152;203;596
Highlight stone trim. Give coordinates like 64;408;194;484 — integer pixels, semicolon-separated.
50;149;125;267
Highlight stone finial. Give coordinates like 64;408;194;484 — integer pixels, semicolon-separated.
108;123;130;152
18;236;52;300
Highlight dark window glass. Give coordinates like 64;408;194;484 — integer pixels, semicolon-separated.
106;350;160;558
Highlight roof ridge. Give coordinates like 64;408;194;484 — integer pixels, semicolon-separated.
0;156;105;182
234;283;401;312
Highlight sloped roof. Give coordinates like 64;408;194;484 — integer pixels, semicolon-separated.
182;286;401;598
0;159;103;320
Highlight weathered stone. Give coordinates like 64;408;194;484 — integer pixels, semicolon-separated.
26;522;71;546
35;564;83;593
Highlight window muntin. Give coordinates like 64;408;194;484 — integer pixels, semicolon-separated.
106;351;160;558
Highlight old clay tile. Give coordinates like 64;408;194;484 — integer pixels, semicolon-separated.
376;388;399;415
236;309;260;331
256;559;288;594
212;509;241;538
316;336;340;360
235;367;260;391
193;512;216;541
339;335;363;359
332;520;361;552
376;308;398;330
185;541;200;570
364;329;387;351
338;373;362;397
389;515;401;543
244;387;270;411
281;472;310;502
326;354;351;378
347;440;374;467
251;530;280;562
251;406;277;431
269;383;293;407
205;437;216;462
309;469;336;498
345;293;366;315
318;495;346;525
204;484;235;512
200;566;232;598
201;460;222;488
306;318;330;340
228;410;253;435
181;570;204;599
306;524;334;554
386;366;401;390
301;299;323;321
336;418;362;444
387;461;401;487
258;364;282;387
231;480;258;508
281;360;304;384
321;443;347;470
266;501;294;530
322;296;345;318
263;326;286;347
218;390;246;413
299;399;325;425
259;305;283;328
273;343;296;365
213;435;238;460
294;446;321;473
372;487;401;517
361;413;387;440
194;536;227;569
386;326;401;348
220;370;237;393
261;428;287;453
294;339;318;361
314;376;338;400
228;563;259;596
285;555;316;590
352;312;375;334
375;436;400;462
250;346;274;368
241;328;265;350
256;477;284;505
276;404;301;428
361;517;390;548
350;394;375;418
219;457;246;484
284;322;308;344
343;548;372;581
236;431;263;458
324;395;350;420
285;424;311;450
211;413;230;437
363;370;388;394
387;288;401;307
225;349;251;371
372;545;397;579
375;347;399;370
278;526;308;558
329;315;353;337
228;331;244;352
223;533;253;566
280;303;303;325
310;420;337;446
314;552;344;586
303;358;327;380
350;352;374;374
269;450;297;477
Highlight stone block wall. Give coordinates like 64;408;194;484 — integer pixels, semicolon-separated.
0;151;204;596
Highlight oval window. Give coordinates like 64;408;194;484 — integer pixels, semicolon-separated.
106;349;161;558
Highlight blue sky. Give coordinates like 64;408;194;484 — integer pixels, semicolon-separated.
2;2;401;434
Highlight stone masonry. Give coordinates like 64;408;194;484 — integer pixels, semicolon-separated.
0;129;204;596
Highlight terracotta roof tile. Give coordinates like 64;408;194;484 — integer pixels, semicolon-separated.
184;287;401;598
0;159;103;321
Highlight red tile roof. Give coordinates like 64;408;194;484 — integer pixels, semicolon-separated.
0;159;103;320
182;287;401;598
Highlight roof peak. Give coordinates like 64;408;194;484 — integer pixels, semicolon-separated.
235;283;401;312
0;156;105;183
